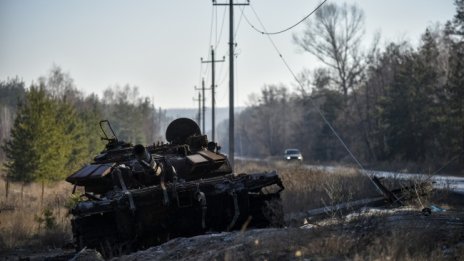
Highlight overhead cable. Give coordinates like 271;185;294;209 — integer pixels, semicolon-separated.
215;6;228;49
246;5;386;197
246;0;327;35
234;6;246;39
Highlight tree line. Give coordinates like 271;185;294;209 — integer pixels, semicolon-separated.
218;0;464;173
0;66;168;198
1;0;463;191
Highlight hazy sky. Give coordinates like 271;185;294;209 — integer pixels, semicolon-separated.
0;0;456;108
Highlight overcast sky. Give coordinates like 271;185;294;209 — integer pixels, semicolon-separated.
0;0;456;108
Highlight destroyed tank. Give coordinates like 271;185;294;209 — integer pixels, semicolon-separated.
66;118;284;257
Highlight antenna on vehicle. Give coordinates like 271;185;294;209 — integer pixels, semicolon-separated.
99;120;118;142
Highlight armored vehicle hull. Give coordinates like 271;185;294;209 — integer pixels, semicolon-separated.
66;118;284;257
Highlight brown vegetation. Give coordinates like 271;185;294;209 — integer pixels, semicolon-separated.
1;161;462;260
1;161;378;254
0;178;73;252
119;209;464;261
236;160;379;218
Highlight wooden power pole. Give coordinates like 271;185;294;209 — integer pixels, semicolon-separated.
195;78;209;134
193;91;202;127
201;46;224;142
213;0;249;169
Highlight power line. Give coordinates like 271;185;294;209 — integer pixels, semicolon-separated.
234;6;246;39
213;6;228;86
202;47;225;142
245;0;327;35
432;151;464;175
193;91;202;126
202;4;218;83
217;64;228;87
198;63;204;90
204;5;227;99
195;78;209;134
214;6;228;84
213;0;250;170
208;5;215;50
213;3;244;92
215;63;230;104
215;4;218;46
215;6;228;49
199;6;224;114
246;4;386;197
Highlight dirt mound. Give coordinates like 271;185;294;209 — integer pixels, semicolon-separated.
116;206;464;261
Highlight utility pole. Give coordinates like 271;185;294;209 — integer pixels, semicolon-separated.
193;91;202;127
201;46;224;142
195;78;209;134
213;0;249;169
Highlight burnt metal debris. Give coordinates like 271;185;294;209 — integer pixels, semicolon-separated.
66;118;284;257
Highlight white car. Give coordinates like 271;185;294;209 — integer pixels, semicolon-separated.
284;149;303;162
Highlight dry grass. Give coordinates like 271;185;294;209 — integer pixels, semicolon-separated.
0;178;73;251
122;208;464;261
353;230;463;261
236;160;379;219
220;208;464;260
2;160;459;260
229;160;464;260
0;160;380;254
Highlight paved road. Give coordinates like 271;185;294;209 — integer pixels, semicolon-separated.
236;157;464;194
363;169;464;194
306;164;464;193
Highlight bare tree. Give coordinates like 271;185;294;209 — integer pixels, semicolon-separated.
39;65;81;103
293;2;365;98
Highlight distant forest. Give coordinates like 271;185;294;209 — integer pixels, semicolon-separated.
1;0;463;187
217;1;464;173
0;67;171;186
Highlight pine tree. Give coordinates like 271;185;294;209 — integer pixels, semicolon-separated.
380;51;425;161
2;81;91;204
79;94;105;157
453;0;464;37
446;41;464;163
416;29;445;161
55;97;90;174
312;89;344;161
3;85;65;200
444;0;464;164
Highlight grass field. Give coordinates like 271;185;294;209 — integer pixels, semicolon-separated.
1;160;462;260
0;178;73;251
236;160;381;214
1;161;378;252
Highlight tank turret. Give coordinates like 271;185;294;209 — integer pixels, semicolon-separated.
66;118;284;257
